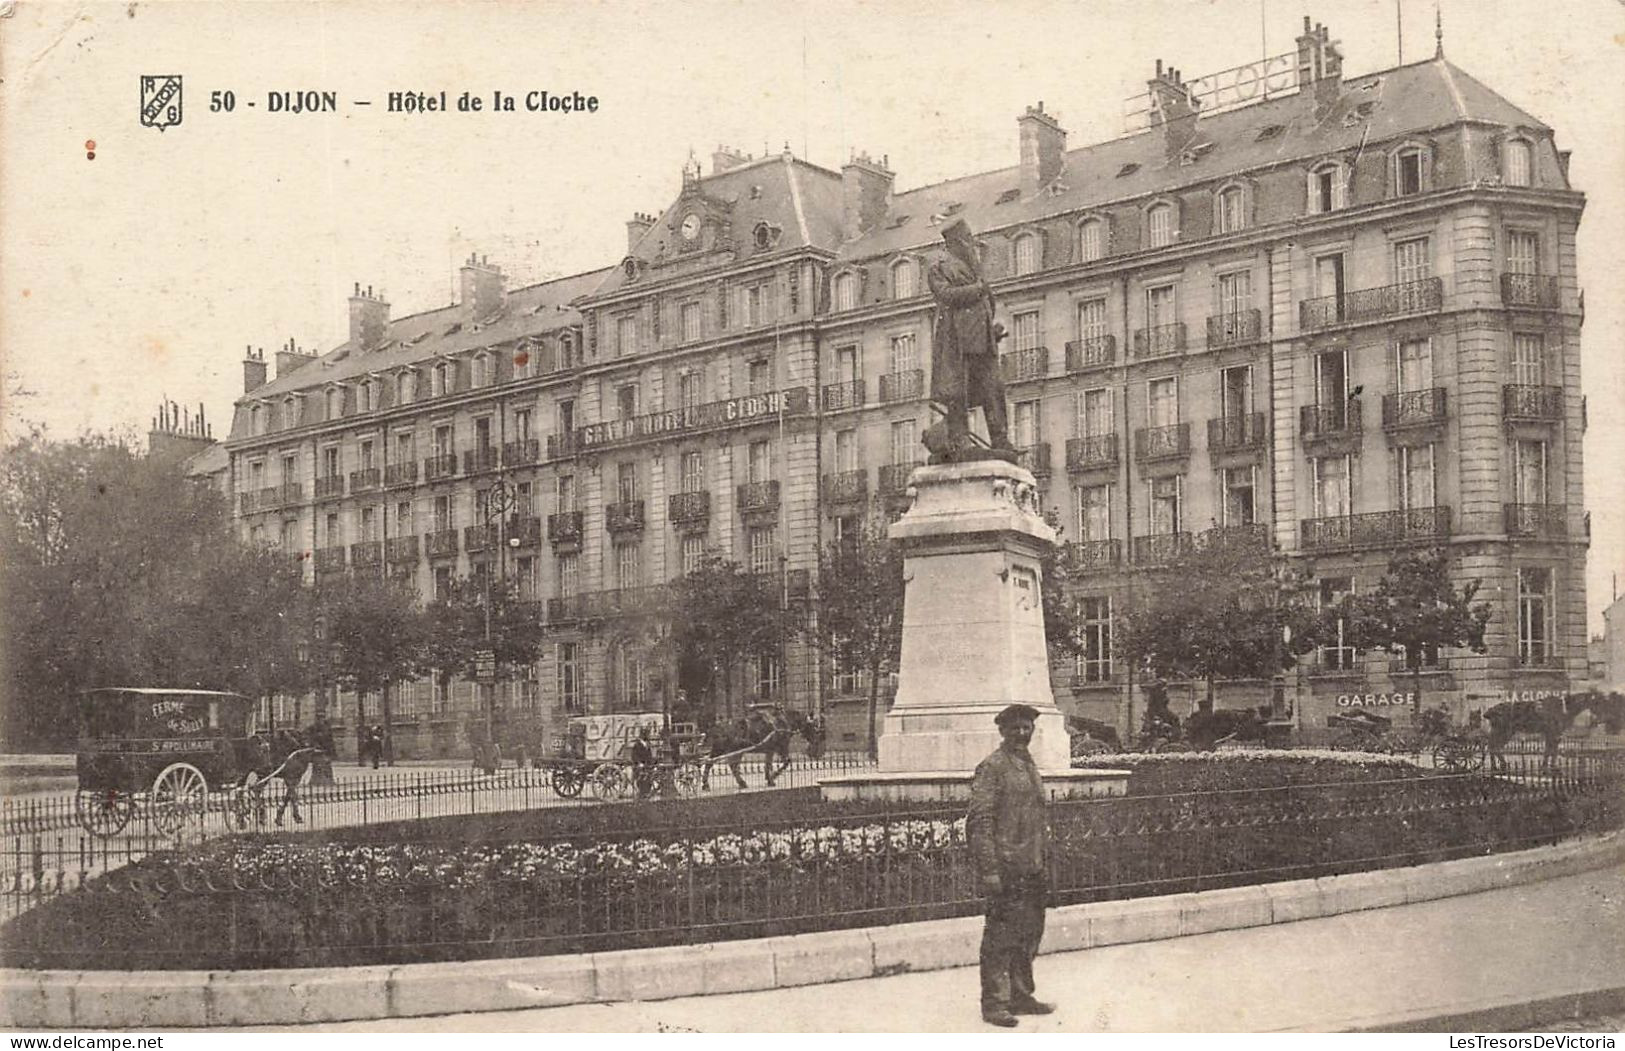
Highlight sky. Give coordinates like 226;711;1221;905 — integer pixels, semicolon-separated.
2;0;1622;627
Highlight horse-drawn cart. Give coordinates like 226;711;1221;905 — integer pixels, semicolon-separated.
540;713;706;801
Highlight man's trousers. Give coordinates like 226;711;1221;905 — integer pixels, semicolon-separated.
979;874;1047;1010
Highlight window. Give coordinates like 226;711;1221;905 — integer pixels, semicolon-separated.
1310;163;1346;214
611;641;646;711
747;358;770;396
1145;283;1177;328
1394;238;1431;284
1507;230;1539;275
616;315;638;357
433;494;453;531
889;333;918;373
616;384;638;421
681;301;701;343
513;346;536;381
281;519;300;554
1216;186;1246;234
1217;271;1251;318
1075;388;1112;436
1078;597;1113;683
1505;139;1533;187
557;553;579;598
831;654;861;695
890;419;917;464
433;361;452;397
833;273;858;312
834;428;858;472
1395;147;1425;196
1075;484;1110;541
1148;476;1182;535
1314;253;1347;306
472;353;491;388
1077;298;1108;341
1397;444;1435;510
281;453;298;484
321;446;340;479
360;380;377;412
1397;339;1433;392
748;439;772;484
1518;567;1555;665
397;372;415;404
679;450;704;493
558;642;582;712
748;525;777;576
1078;219;1104;263
1313;455;1351;518
834;345;859;384
249;460;265;490
1011;310;1040;352
358;440;374;471
681;535;706;575
284;397;301;428
1514;440;1548;504
1147;377;1178;428
360;506;377;542
616;462;639;504
395;500;412;534
752;653;782;701
513;408;533;442
1013;233;1039;276
1223;467;1256;526
669;370;697;410
1512;334;1545;386
323;388;340;420
324;512;341;546
1220;365;1252;419
1319;577;1358;671
1012;400;1040;449
832;514;860;547
1315;349;1348;408
514;480;533;517
556;474;577;513
615;542;641;590
744;283;766;326
433;566;452;602
1146;203;1174;247
891;260;916;299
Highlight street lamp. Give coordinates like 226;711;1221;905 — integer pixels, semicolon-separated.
480;478;516;743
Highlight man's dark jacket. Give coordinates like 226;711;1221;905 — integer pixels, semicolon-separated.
967;743;1047;879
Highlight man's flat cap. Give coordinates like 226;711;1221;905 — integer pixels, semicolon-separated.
940;218;974;243
995;703;1041;727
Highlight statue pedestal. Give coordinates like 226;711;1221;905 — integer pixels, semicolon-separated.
821;460;1124;802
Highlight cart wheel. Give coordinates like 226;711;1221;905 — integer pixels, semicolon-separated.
74;788;134;837
673;762;703;798
1151;739;1190;754
590;762;630;801
550;764;585;798
1433;739;1481;773
150;762;208;836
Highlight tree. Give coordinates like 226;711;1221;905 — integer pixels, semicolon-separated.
1118;532;1323;714
423;573;545;735
1039;511;1095;665
669;557;803;726
1337;548;1492;703
814;518;905;759
320;571;429;757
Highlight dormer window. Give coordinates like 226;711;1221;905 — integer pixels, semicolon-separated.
285;396;303;428
472;352;491;389
250;404;265;436
432;360;453;397
1012;232;1039;276
1078;218;1104;263
325;387;341;420
1505;138;1533;187
833;272;858;312
513;344;536;380
1215;185;1247;235
1146;202;1175;248
891;259;916;300
1394;145;1428;197
1309;162;1347;214
622;257;638;281
396;370;416;404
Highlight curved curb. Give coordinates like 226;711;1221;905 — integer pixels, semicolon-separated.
4;831;1622;1029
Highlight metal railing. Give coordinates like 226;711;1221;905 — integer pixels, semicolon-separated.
878;462;920;494
668;490;711;524
736;480;781;516
1300;401;1363;444
1065;335;1116;372
425;528;458;558
464;524;498;553
999;347;1049;384
878;370;924;403
1206;308;1262;347
605;500;646;534
1206;413;1266;452
385;536;419;563
545;432;580;460
384;462;418;488
1504;503;1567;539
547;584;673;623
463;446;499;475
1300;506;1452;552
1015;443;1051;477
1500;272;1559;310
1132;322;1187;359
1135;423;1190;461
314;475;345;500
349;540;382;567
509;516;543;548
1065;434;1118;472
548;510;583;546
821;469;868;505
424;454;458;482
1299;277;1443;330
1382;389;1448;429
1064;538;1121;571
503;439;540;466
1132;532;1193;566
314;546;346;571
1502;384;1563;421
821;379;865;412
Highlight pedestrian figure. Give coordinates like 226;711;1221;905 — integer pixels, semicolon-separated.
968;704;1055;1028
366;724;384;770
630;726;656;799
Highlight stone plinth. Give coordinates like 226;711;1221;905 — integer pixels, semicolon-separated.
820;769;1129;804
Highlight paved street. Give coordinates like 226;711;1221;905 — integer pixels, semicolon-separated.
253;864;1625;1033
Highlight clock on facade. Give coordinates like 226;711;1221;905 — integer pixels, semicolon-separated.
680;213;701;241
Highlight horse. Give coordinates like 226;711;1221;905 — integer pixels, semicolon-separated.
1483;693;1595;773
745;707;825;785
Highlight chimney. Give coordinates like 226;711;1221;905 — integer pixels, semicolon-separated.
1296;17;1344;123
147;400;214;464
1018;102;1067;197
626;212;656;253
1147;60;1201;158
457;255;506;322
275;337;316;379
242;345;268;392
348;282;390;350
711;145;750;175
841;151;894;240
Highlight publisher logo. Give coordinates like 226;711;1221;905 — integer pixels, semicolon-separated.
140;75;183;131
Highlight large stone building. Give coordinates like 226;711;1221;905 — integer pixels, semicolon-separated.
224;18;1588;754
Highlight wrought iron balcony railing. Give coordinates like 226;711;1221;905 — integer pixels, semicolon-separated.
1132;322;1187;359
821;469;868;505
1382;388;1448;430
1133;532;1193;566
508;516;543;547
1206;308;1262;347
737;480;781;516
668;489;711;524
821;379;865;412
878;462;921;494
350;467;382;493
1299;277;1443;331
1504;503;1567;539
314;546;346;571
1065;434;1119;472
1500;272;1559;310
605;500;646;534
1206;413;1266;453
1015;443;1051;477
462;446;499;475
547;510;583;546
1300;506;1452;553
1064;538;1121;571
1300;400;1363;445
1198;523;1269;551
546;432;581;459
384;462;418;488
502;438;540;466
464;524;497;553
1502;384;1564;421
548;585;672;624
1065;335;1116;372
1135;423;1191;461
425;528;458;558
384;535;419;563
423;454;458;482
878;370;924;404
349;540;382;567
314;475;345;500
999;346;1049;384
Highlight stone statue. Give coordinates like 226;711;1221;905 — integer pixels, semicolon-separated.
923;219;1017;464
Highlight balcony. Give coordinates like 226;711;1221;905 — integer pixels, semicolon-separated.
999;346;1049;384
349;467;382;493
423;453;458;482
463;446;499;475
548;510;583;549
349;540;382;567
1300;506;1452;553
737;480;781;517
1133;532;1193;566
878;370;924;403
508;516;543;547
878;462;921;498
1132;322;1187;359
1206;308;1263;348
668;490;711;526
1064;539;1121;572
822;379;865;412
547;585;672;625
1015;443;1051;478
1299;277;1443;331
314;475;345;501
1199;523;1269;551
546;432;581;459
1502;384;1563;422
1135;423;1191;462
1300;400;1363;453
425;528;458;558
1206;413;1266;454
314;546;346;572
1382;388;1448;432
241;482;303;514
1065;335;1116;372
464;523;497;553
1500;272;1559;310
822;469;868;506
502;438;540;466
605;500;646;535
384;462;418;488
1504;503;1567;540
1065;434;1119;472
385;535;419;563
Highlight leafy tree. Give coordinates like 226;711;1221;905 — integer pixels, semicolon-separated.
422;573;546;733
1337;548;1492;702
320;571;429;756
669;557;803;725
1118;531;1323;714
1039;512;1095;665
814;518;905;759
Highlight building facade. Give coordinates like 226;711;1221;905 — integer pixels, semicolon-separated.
224;18;1588;753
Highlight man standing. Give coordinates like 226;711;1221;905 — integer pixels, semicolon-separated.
924;218;1015;464
968;703;1055;1027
